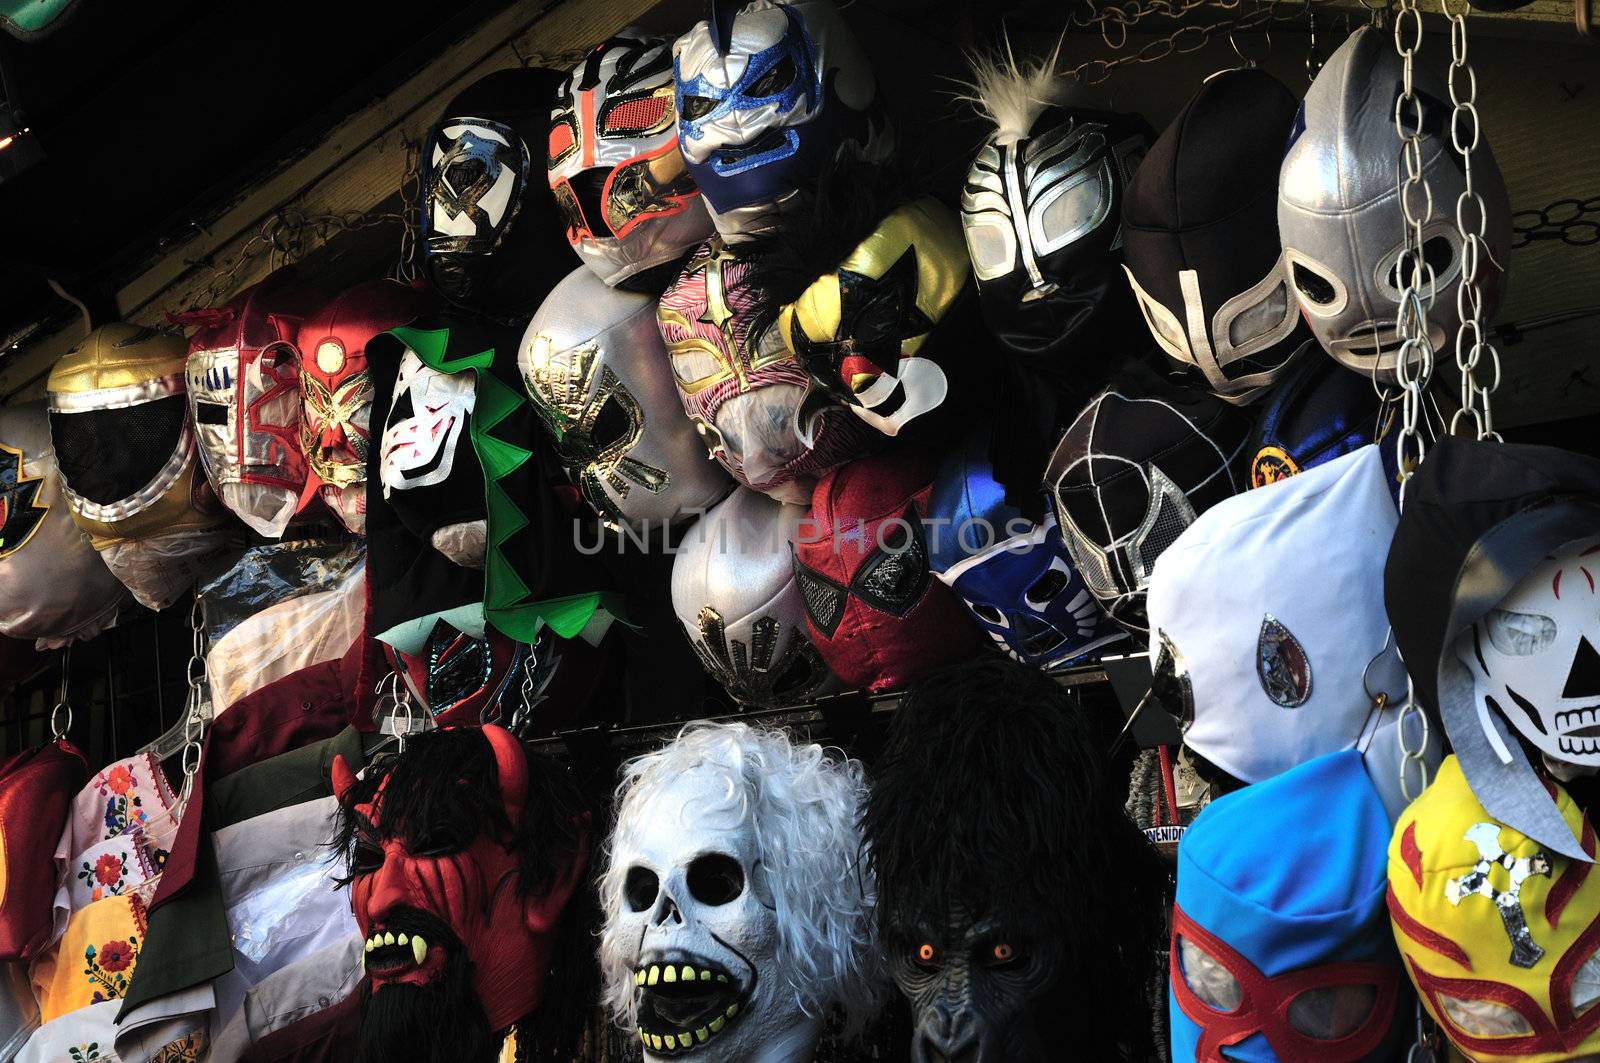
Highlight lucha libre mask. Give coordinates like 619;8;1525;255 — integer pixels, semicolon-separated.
673;0;883;240
47;324;230;610
778;198;970;437
657;239;866;503
332;726;588;1061
1173;751;1406;1063
927;431;1125;671
1147;447;1440;819
959;52;1151;366
382;620;525;728
599;722;881;1062
1044;379;1250;633
1389;755;1600;1062
379;342;483;565
1280;27;1512;383
422;68;573;324
181;267;327;539
0;403;126;646
792;449;984;693
1455;535;1600;770
548;30;715;288
671;488;837;708
520;266;732;531
1122;69;1310;403
298;280;427;534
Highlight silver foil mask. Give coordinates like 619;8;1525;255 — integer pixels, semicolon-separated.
670;487;837;708
520;266;731;530
1278;26;1512;384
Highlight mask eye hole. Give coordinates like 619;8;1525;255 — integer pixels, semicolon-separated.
679;95;716;122
748;55;795;97
686;853;744;906
983;941;1024;969
1026;568;1069;605
1292;262;1338;306
1285;984;1378;1039
970;602;1004;624
913;943;942;968
1484;608;1558;657
1437;991;1535;1037
351;835;384;876
624;866;659;912
194;401;229;426
1389;235;1456;290
591;395;632;451
1177;935;1243;1012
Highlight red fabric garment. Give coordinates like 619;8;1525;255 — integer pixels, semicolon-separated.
239;984;362;1063
0;739;87;959
150;633;374;913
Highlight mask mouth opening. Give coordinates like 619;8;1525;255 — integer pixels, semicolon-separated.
715;126;794;167
362;910;460;982
635;955;752;1052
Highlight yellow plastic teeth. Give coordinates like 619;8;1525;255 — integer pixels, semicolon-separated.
698;969;711;981
647;966;660;986
726;1003;739;1018
663;965;677;984
694;1027;709;1043
680;965;695;982
411;935;427;966
383;931;395;946
635;970;646;987
677;1033;692;1049
638;1028;647;1045
364;937;375;952
708;1016;726;1034
649;1034;665;1051
397;932;408;946
715;973;729;983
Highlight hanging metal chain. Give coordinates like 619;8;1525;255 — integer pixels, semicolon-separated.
1441;0;1501;441
178;596;211;807
394;136;423;285
49;645;72;741
1512;195;1600;247
1391;0;1439;507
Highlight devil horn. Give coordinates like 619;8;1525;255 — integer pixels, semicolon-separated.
483;724;529;829
709;0;737;56
331;753;358;804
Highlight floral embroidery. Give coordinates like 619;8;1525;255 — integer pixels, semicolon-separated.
84;930;140;1002
78;852;128;901
104;764;133;795
151;1030;207;1063
68;1045;100;1063
101;791;147;839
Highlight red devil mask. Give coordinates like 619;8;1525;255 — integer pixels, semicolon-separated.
792;450;984;692
331;725;588;1035
297;281;427;534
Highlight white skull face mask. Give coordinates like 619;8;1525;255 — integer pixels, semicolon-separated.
1278;26;1511;384
610;770;785;1061
1457;536;1600;768
599;724;882;1062
380;350;475;496
520;266;732;530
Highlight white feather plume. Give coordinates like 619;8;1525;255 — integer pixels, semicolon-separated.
955;35;1083;146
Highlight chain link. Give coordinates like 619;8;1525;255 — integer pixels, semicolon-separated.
1512;195;1600;247
1441;0;1501;442
49;645;72;741
178;596;210;808
394;136;423;285
1391;0;1439;509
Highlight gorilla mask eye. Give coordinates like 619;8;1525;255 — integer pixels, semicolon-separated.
914;943;941;968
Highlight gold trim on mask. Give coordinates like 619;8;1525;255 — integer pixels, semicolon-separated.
301;372;372;488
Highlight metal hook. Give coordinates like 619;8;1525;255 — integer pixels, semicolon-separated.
49;646;72;742
1362;626;1400;708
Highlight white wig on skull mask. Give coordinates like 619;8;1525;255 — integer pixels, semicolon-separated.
598;722;884;1056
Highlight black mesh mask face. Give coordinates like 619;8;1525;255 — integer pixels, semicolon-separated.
49;397;187;507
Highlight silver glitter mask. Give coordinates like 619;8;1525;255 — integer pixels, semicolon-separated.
671;487;837;708
1278;26;1511;384
520;267;732;530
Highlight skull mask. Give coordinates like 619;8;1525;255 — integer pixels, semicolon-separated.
778;198;971;437
1279;27;1511;384
599;722;882;1062
928;432;1125;672
1457;535;1600;769
180;267;326;538
671;487;838;708
520;266;732;531
672;0;884;241
1121;69;1310;403
656;239;866;503
548;30;715;288
46;324;229;610
298;280;427;534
